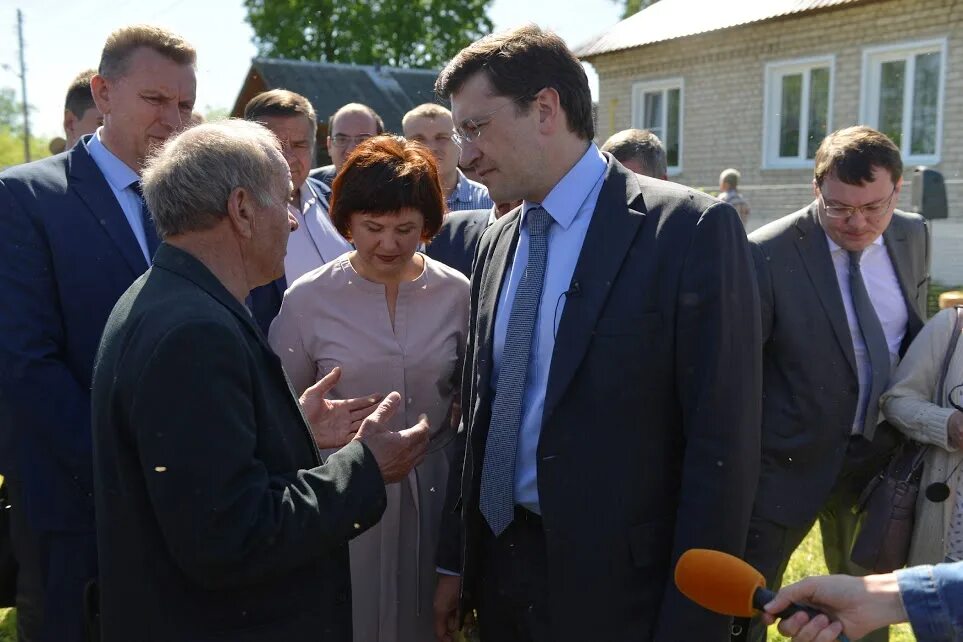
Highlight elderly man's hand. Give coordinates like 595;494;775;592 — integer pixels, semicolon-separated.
300;367;383;449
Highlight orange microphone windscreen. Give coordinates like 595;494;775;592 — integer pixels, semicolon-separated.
674;549;765;617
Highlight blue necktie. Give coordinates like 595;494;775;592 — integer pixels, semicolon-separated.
130;181;160;259
480;206;552;536
848;250;890;439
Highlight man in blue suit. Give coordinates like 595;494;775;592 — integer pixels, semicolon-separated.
0;25;196;641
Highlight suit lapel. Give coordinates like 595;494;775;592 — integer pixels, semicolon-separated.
474;213;520;416
882;216;923;334
68;141;148;276
792;205;858;377
543;161;645;422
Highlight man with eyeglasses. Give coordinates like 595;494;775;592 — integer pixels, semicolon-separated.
432;25;761;642
734;125;930;642
310;103;385;186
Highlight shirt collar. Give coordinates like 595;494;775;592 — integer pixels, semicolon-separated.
521;143;605;232
825;230;885;255
450;169;472;203
85;127;140;191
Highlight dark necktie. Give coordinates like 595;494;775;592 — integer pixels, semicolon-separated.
848;249;890;439
130;181;161;259
479;206;552;536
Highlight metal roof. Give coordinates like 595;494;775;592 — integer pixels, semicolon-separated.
576;0;869;59
236;58;439;133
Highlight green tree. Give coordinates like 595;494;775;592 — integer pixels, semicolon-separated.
619;0;660;19
244;0;493;69
0;87;51;169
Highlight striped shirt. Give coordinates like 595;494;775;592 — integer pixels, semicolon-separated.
447;169;494;212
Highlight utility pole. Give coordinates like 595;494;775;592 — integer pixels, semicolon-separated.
17;9;30;162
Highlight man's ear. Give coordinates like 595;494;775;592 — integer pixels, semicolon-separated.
64;109;76;138
90;74;112;117
534;87;562;135
226;186;256;240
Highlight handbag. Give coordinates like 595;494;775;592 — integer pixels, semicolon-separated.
850;305;963;572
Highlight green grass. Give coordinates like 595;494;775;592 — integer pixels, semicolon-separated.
0;608;13;641
767;524;915;641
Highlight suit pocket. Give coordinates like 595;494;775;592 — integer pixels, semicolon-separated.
627;519;673;568
595;312;662;337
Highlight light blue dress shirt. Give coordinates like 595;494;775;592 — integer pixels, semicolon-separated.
490;143;606;513
86;129;152;263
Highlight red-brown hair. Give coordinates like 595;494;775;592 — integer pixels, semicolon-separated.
330;135;445;241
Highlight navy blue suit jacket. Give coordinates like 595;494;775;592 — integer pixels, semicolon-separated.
426;208;491;279
0;136;150;531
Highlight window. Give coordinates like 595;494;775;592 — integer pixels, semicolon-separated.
631;78;683;173
861;39;946;164
763;56;834;168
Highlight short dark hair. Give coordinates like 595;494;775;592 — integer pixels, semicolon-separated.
99;25;196;80
330;135;444;241
244;89;317;134
64;69;97;118
435;24;594;141
601;128;667;178
328;103;385;135
814;126;903;187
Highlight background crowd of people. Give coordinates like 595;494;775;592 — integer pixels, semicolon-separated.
0;18;961;642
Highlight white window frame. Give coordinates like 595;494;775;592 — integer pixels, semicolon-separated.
631;77;684;175
762;55;835;170
860;38;947;165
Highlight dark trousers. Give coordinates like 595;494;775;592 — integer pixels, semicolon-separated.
478;507;551;642
7;480;97;642
734;430;898;642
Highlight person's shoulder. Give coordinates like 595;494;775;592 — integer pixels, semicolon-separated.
442;208;490;229
286;254;352;299
890;208;927;234
306;175;332;197
748;205;813;248
0;150;70;196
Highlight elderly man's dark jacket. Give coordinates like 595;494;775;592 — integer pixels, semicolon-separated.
91;244;387;641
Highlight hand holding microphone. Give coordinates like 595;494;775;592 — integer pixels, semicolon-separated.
674;549;852;642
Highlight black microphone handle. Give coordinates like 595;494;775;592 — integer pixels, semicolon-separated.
752;587;851;642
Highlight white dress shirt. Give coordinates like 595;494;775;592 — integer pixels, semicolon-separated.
826;233;908;433
284;180;352;284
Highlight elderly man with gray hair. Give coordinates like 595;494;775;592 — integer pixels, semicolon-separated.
600;127;668;179
718;167;751;227
90;119;429;641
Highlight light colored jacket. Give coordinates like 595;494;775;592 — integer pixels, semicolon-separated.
881;306;963;565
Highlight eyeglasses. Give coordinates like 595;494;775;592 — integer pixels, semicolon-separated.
330;133;374;148
817;186;897;221
451;92;537;147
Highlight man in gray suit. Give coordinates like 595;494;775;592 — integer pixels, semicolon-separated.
738;126;928;642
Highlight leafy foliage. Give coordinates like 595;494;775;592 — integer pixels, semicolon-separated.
619;0;660;19
244;0;494;69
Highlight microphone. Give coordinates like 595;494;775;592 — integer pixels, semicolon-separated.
674;549;851;642
566;280;581;297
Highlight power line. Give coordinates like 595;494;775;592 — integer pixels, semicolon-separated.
17;8;30;162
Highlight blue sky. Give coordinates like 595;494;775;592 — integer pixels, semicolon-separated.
0;0;624;138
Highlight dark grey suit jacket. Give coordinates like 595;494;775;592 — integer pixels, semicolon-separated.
426;208;491;278
439;156;762;641
748;204;928;528
91;244;387;641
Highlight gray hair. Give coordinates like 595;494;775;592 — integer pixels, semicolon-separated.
600;128;667;179
719;168;741;189
142;119;288;238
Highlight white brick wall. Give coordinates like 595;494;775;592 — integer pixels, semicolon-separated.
587;0;963;228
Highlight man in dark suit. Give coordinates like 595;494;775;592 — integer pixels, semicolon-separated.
91;119;429;641
737;126;929;642
244;90;353;334
431;26;761;642
0;25;197;641
426;208;491;278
